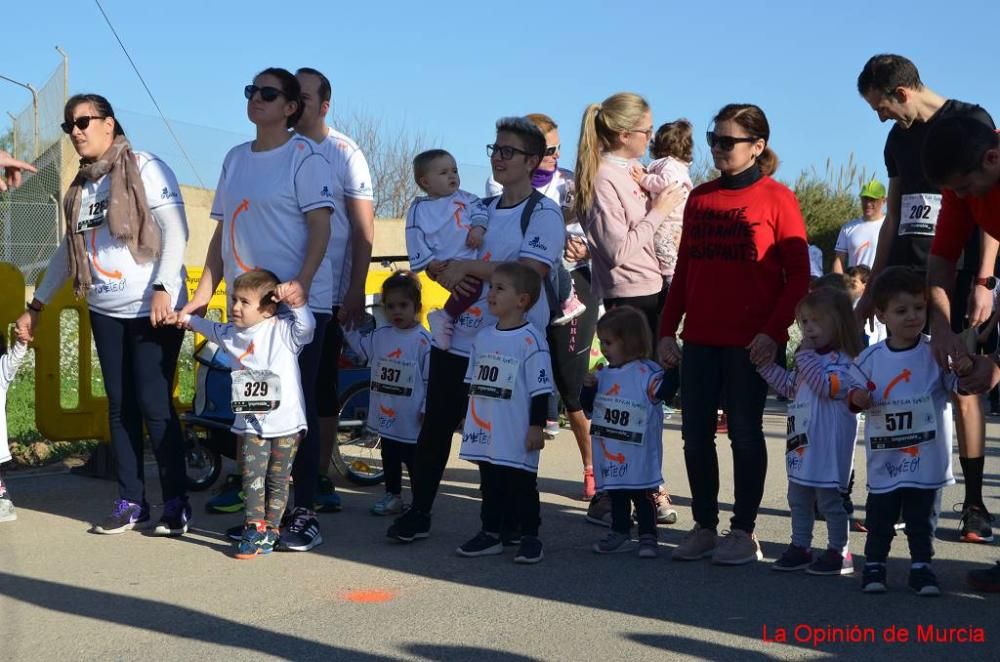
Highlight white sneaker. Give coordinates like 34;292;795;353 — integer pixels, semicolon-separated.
0;497;16;522
550;292;587;326
427;310;454;350
371;493;404;516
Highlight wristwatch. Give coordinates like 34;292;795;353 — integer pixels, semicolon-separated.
26;300;42;313
152;283;167;293
975;276;997;289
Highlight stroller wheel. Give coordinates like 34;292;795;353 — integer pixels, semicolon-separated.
185;430;223;492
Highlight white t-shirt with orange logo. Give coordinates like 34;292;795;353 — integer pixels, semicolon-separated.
459;323;553;472
853;337;956;494
210;136;336;313
352;324;431;444
448;195;565;357
186;306;315;438
835;217;884;268
312;128;375;308
590;359;665;491
405;190;488;272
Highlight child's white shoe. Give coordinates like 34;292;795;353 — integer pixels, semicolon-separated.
371;493;404;516
427;310;454;350
0;497;17;522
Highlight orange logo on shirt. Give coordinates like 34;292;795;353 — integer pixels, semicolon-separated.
901;446;921;458
854;241;871;262
605;383;621;396
297;142;305;151
230;199;254;273
88;230;123;280
379;404;396;418
387;348;402;359
882;369;912;400
453;201;469;230
599;439;625;464
469;399;491;431
237;341;255;364
468;306;482;318
481;251;492;261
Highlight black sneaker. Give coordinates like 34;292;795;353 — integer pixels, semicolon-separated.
501;525;522;547
771;544;812;572
277;507;323;552
862;564;887;593
456;531;503;557
806;549;854;576
908;565;941;597
514;536;544;564
958;504;994;543
386;509;431;543
967;561;1000;593
152;496;192;536
93;499;152;534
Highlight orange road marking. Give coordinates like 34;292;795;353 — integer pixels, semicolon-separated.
342;589;395;603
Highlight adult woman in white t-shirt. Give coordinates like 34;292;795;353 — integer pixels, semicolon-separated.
387;117;566;542
181;67;334;552
17;94;191;537
486;113;598;498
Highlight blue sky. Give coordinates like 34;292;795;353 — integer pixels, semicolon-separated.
2;0;998;195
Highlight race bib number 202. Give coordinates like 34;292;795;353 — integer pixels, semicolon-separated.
898;193;941;237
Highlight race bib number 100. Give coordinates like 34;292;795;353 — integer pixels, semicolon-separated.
898;193;941;237
469;353;519;400
231;369;282;413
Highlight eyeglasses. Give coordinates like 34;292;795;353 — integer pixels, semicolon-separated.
61;116;106;134
244;84;284;102
487;144;533;160
544;144;560;157
706;131;759;152
630;127;654;138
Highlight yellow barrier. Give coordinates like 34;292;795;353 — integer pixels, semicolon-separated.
6;261;449;443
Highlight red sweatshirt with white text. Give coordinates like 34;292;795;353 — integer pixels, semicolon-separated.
660;176;811;346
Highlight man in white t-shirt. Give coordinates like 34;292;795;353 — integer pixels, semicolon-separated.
296;67;376;513
832;180;887;273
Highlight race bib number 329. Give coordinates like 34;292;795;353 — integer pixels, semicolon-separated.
231;369;282;413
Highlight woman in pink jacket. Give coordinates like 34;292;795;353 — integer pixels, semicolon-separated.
574;92;685;335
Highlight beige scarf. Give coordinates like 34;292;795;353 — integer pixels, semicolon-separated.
63;135;160;297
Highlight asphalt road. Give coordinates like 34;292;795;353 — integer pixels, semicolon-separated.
1;401;997;661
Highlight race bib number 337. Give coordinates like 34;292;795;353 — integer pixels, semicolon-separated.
372;357;417;396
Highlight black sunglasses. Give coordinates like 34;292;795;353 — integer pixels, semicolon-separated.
244;84;284;102
487;143;533;160
61;116;106;134
706;131;759;152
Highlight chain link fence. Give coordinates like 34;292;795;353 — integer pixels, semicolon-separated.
1;61;66;285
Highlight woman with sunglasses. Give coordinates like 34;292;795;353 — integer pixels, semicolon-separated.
17;94;192;536
181;67;334;552
574;92;686;337
659;103;810;565
486;113;599;498
387;117;565;544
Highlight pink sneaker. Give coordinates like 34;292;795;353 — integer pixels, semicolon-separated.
427;309;454;350
551;291;586;326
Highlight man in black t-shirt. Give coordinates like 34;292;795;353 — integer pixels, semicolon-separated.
856;54;995;544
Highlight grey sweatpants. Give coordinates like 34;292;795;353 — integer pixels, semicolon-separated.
787;481;849;555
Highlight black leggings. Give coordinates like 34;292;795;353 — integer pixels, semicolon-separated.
290;313;330;510
410;348;470;514
479;461;540;537
604;292;660;340
316;307;343;418
90;311;187;504
864;488;937;564
610;489;656;536
382;438;416;496
547;267;598;412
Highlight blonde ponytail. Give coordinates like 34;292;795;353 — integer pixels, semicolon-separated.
573;92;650;221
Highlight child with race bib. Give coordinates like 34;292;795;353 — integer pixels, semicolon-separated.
345;272;431;516
754;288;865;575
457;262;553;564
405;149;488;350
0;330;29;523
178;269;315;558
582;306;669;558
849;267;958;596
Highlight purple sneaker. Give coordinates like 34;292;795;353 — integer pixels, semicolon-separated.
152;497;192;537
93;498;152;534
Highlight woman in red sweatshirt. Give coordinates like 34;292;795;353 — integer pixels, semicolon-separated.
659;103;810;566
